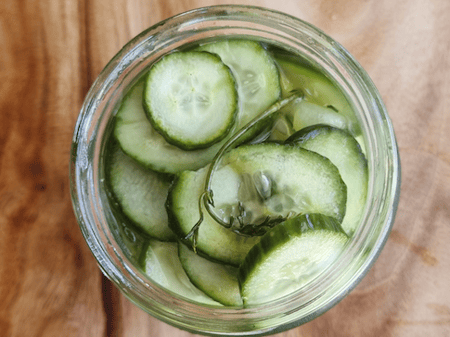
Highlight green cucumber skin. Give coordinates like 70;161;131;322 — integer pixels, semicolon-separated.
166;175;186;241
286;124;368;235
284;124;345;144
143;51;238;150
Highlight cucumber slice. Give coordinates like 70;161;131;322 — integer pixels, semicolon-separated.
275;56;360;134
178;242;243;306
239;214;348;305
213;143;347;230
107;143;175;241
291;101;355;135
142;240;221;305
198;40;281;140
168;166;261;266
143;51;237;150
114;81;223;174
286;125;368;235
267;114;295;142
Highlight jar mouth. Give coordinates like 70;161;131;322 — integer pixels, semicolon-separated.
70;5;401;336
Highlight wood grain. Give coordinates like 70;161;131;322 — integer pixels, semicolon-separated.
1;0;449;336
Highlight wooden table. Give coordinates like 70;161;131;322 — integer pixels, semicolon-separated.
1;0;449;336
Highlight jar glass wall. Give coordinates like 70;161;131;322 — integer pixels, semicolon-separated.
70;5;400;336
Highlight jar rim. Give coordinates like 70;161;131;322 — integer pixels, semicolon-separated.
70;5;401;336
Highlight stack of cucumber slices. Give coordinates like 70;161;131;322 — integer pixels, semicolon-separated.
106;39;368;306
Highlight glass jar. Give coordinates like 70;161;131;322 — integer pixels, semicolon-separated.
70;5;401;336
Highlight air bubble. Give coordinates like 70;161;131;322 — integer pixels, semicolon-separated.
123;226;136;243
253;171;272;200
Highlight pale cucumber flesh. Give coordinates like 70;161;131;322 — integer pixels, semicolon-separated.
144;51;238;150
239;214;348;305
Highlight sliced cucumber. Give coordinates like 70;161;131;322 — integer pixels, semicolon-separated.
291;101;355;135
178;242;243;306
286;125;368;235
107;143;175;241
197;40;281;140
267;114;295;142
239;214;348;305
275;56;360;134
114;80;223;174
213;143;347;228
142;240;220;305
143;51;237;150
168;166;261;266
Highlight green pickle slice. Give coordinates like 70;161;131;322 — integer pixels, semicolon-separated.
239;214;348;305
144;51;238;150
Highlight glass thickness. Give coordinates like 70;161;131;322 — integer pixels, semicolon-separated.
70;5;401;336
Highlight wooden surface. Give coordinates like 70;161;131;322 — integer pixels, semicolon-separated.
1;0;449;336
